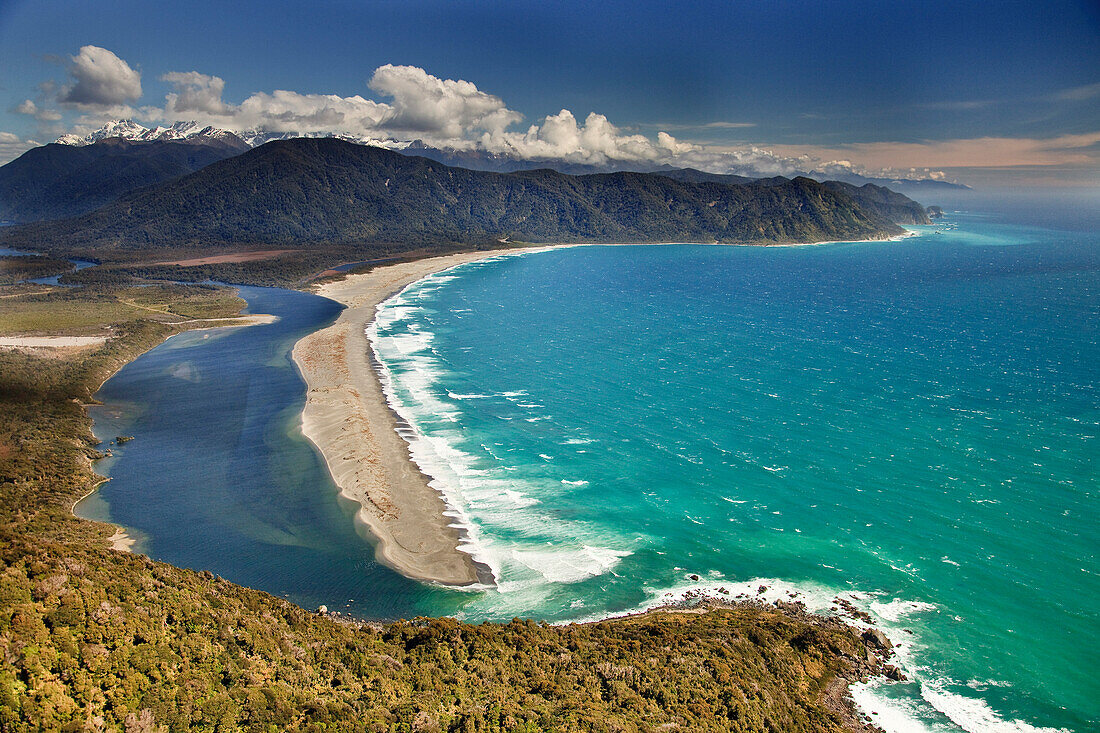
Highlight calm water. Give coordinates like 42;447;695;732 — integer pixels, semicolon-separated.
86;200;1097;732
79;286;469;618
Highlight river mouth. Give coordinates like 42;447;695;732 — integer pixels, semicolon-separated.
77;284;480;619
62;208;1100;731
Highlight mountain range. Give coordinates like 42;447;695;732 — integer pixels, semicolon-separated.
0;133;249;223
1;137;926;257
51;119;968;190
54;119;402;154
54;119;248;149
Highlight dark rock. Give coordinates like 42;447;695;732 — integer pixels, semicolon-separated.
863;628;893;651
883;664;907;682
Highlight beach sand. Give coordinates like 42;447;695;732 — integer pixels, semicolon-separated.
292;249;526;586
0;335;109;347
107;527;136;552
291;235;901;587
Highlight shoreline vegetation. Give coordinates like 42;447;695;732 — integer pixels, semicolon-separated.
0;244;909;730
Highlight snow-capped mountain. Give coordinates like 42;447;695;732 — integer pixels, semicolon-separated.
55;120;248;150
55;119;414;153
238;129;409;149
52;121;969;192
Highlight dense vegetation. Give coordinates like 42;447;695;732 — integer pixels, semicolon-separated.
0;279;890;732
1;534;875;733
819;181;933;226
0;256;73;286
1;138;907;256
657;169;933;225
0;138;246;224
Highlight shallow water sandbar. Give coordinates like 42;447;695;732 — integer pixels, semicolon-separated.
292;251;521;586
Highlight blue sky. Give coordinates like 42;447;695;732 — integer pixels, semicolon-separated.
1;0;1098;186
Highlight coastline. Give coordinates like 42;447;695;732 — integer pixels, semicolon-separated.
292;240;916;728
291;233;921;587
292;248;533;586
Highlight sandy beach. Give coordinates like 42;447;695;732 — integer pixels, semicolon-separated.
291;236;902;587
293;248;530;586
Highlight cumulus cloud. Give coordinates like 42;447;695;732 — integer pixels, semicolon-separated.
161;71;231;115
657;131;697;154
367;64;522;138
59;45;142;107
154;78;391;135
474;110;682;164
49;55;1078;182
13;99;62;122
138;63;955;176
152;64;523;144
142;66;853;173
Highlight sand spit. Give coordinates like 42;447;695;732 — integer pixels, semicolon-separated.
292;234;914;586
293;249;527;586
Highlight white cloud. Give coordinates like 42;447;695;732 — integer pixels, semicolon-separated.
145;65;929;176
13;99;63;122
50;56;1089;182
367;64;522;138
476;110;676;164
161;71;231;115
152;64;519;143
657;131;697;154
59;45;142;108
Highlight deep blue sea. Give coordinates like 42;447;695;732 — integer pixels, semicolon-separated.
84;193;1098;732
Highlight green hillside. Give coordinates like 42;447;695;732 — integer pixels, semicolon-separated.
2;138;906;255
0;138;246;224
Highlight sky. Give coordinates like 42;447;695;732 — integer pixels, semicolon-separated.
0;0;1098;187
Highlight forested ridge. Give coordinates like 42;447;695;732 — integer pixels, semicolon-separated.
2;138;908;256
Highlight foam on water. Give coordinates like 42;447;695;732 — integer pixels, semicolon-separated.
367;218;1098;731
369;258;636;591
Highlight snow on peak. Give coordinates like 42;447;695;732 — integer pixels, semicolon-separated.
54;120;246;148
54;119;409;152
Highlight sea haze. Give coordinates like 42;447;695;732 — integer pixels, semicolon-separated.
370;207;1097;732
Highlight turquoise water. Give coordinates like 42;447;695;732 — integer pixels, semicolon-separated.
369;212;1098;732
83;203;1098;732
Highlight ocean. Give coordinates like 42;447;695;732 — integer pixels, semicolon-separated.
83;194;1098;732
